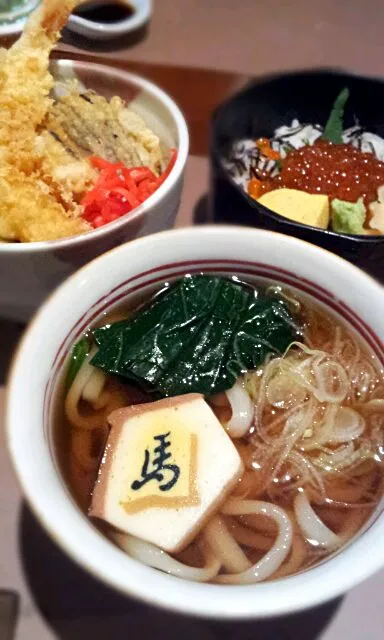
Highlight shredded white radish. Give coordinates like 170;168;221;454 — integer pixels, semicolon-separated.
294;491;341;549
214;499;292;584
225;381;254;438
272;120;323;155
349;131;384;161
112;532;221;583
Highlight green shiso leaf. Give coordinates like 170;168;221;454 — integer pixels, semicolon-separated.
322;88;350;144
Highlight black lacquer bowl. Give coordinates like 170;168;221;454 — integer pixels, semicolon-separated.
211;69;384;282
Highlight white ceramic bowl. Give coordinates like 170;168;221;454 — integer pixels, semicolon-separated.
6;226;384;619
0;58;188;322
67;0;151;41
0;0;39;37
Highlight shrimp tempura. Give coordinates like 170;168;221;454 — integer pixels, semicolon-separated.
0;0;90;241
0;0;82;168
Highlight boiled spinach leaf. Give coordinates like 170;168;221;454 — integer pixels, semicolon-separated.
66;337;90;389
322;88;350;144
91;275;299;397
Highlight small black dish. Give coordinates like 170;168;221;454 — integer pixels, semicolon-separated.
210;69;384;282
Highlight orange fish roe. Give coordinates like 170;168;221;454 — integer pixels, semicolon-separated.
259;141;384;205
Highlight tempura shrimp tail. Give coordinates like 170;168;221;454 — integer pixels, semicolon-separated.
16;0;84;47
0;0;90;241
0;0;85;145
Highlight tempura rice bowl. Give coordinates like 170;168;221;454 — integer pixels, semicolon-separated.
0;58;188;321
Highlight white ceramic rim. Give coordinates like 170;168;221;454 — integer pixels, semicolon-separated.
67;0;151;37
6;226;384;619
0;58;189;254
0;0;39;36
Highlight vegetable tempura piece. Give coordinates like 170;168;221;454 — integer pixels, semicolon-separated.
47;90;166;175
0;172;89;242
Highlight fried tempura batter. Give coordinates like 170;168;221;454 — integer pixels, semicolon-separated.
0;0;92;242
0;0;168;242
47;90;166;176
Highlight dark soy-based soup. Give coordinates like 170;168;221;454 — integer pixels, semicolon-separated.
56;275;384;584
73;2;135;24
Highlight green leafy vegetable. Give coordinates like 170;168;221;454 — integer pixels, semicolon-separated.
66;337;90;389
331;197;366;234
91;275;299;397
322;88;350;144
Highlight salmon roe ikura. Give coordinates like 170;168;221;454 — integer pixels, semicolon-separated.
259;140;384;205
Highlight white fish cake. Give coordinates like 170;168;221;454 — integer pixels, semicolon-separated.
90;393;243;553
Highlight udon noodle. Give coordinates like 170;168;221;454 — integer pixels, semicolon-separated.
57;278;384;584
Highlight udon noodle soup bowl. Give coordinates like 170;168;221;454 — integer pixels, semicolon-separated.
6;226;384;619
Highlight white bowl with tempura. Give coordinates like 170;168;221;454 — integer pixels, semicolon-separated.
0;0;188;321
